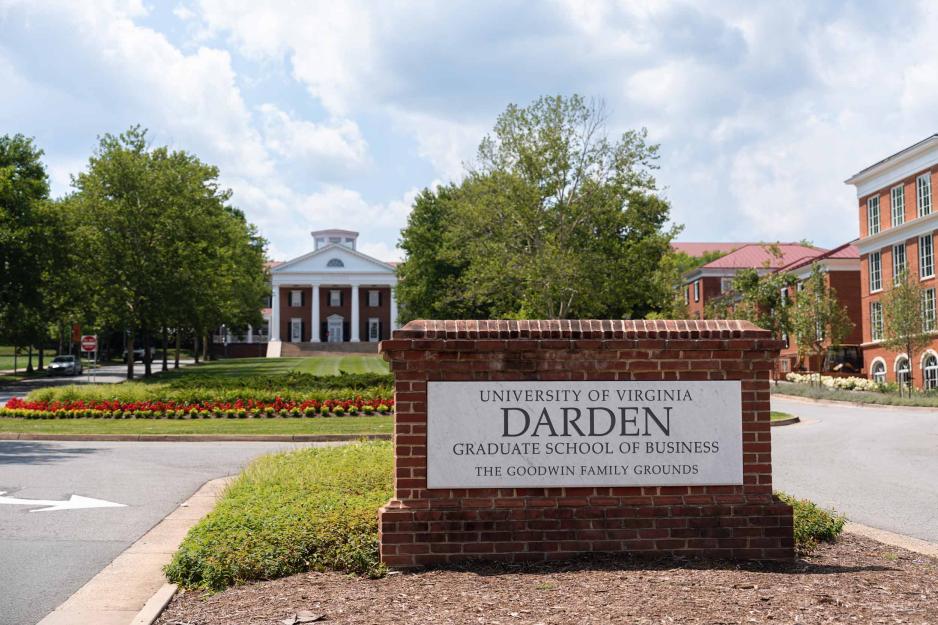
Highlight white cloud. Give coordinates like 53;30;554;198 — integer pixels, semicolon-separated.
258;104;369;176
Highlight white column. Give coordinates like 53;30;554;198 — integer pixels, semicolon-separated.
270;287;281;341
247;324;253;344
311;284;320;342
389;286;398;332
350;284;361;342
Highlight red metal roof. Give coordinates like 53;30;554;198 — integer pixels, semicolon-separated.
776;241;859;272
671;242;750;257
701;243;826;270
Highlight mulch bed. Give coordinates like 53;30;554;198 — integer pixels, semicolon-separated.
157;534;937;625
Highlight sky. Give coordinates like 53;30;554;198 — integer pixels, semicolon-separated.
2;1;937;262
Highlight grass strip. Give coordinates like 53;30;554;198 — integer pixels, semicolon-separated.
770;411;795;422
165;441;393;590
0;415;392;435
772;381;938;407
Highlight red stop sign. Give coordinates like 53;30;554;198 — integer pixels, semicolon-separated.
80;335;98;352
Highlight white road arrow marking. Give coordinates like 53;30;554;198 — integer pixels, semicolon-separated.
0;491;126;512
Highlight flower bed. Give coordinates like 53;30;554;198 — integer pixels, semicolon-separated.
1;396;394;419
785;372;885;392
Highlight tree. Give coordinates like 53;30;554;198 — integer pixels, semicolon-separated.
397;95;678;320
882;270;931;394
649;249;732;320
790;263;853;383
721;267;798;340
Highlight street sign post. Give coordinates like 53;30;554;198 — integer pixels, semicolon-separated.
80;335;97;383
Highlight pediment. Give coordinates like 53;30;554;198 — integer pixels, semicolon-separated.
272;243;395;275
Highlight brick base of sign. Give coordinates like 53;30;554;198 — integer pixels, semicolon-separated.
378;319;795;567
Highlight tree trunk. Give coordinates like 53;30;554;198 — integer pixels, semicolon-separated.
174;330;180;369
126;333;135;380
161;327;168;372
38;347;44;371
27;346;33;373
193;332;200;364
144;332;152;377
13;346;17;374
202;332;209;362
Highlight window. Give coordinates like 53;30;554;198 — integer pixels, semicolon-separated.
870;301;884;341
780;287;788;303
684;287;689;304
918;173;932;217
871;360;886;384
891;185;905;226
720;277;733;293
290;290;302;307
796;281;805;292
919;234;934;279
326;258;344;268
892;243;906;280
924;354;938;390
869;251;882;292
330;289;341;307
693;280;699;302
867;196;880;235
923;288;936;332
368;289;380;307
329;236;341;244
896;357;910;388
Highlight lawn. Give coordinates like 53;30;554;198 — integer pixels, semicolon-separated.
145;355;388;383
0;345;57;372
0;415;392;436
770;411;796;422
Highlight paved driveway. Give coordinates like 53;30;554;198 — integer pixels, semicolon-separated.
772;396;938;543
0;440;316;625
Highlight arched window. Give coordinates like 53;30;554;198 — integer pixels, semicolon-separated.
924;354;938;390
326;258;344;268
896;357;910;388
871;360;886;384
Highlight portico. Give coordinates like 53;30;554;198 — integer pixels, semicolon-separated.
266;230;398;356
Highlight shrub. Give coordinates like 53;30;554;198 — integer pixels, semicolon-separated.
777;492;845;554
164;441;392;590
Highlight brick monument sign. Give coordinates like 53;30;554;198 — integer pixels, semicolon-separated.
378;319;794;567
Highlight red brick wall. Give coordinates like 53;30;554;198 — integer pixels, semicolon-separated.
686;277;724;319
359;286;392;341
378;319;794;567
279;287;312;342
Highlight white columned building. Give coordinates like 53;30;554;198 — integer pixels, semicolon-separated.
265;229;399;357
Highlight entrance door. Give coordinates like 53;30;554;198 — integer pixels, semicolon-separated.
290;318;302;343
327;315;344;343
368;318;380;342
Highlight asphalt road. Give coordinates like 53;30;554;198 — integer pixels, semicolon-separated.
0;361;194;406
772;396;938;543
0;440;316;625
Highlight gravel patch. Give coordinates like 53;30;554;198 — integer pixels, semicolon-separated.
157;534;937;625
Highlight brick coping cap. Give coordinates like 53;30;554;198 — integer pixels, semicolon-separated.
388;319;771;340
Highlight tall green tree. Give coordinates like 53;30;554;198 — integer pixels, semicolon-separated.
882;270;931;394
790;263;853;381
708;267;797;340
398;95;678;320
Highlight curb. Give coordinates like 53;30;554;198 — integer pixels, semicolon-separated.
770;416;800;426
36;477;232;625
130;583;177;625
772;391;938;412
0;432;391;442
845;522;938;559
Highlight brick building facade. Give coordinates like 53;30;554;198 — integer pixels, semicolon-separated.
846;134;938;389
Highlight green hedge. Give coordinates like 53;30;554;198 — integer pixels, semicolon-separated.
164;441;392;590
777;492;846;554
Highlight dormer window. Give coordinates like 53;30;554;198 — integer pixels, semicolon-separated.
326;258;344;268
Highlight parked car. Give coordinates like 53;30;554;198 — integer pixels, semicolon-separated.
48;355;83;376
122;347;155;362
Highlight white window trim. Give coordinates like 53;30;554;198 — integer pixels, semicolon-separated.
693;280;699;302
919;234;935;280
918;173;932;218
868;196;880;235
923;288;936;332
368;289;380;307
869;250;882;293
870;301;884;341
892;243;906;279
891;184;905;227
870;357;887;384
290;289;302;307
329;289;341;307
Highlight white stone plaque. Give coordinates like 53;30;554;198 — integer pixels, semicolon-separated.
426;381;743;488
